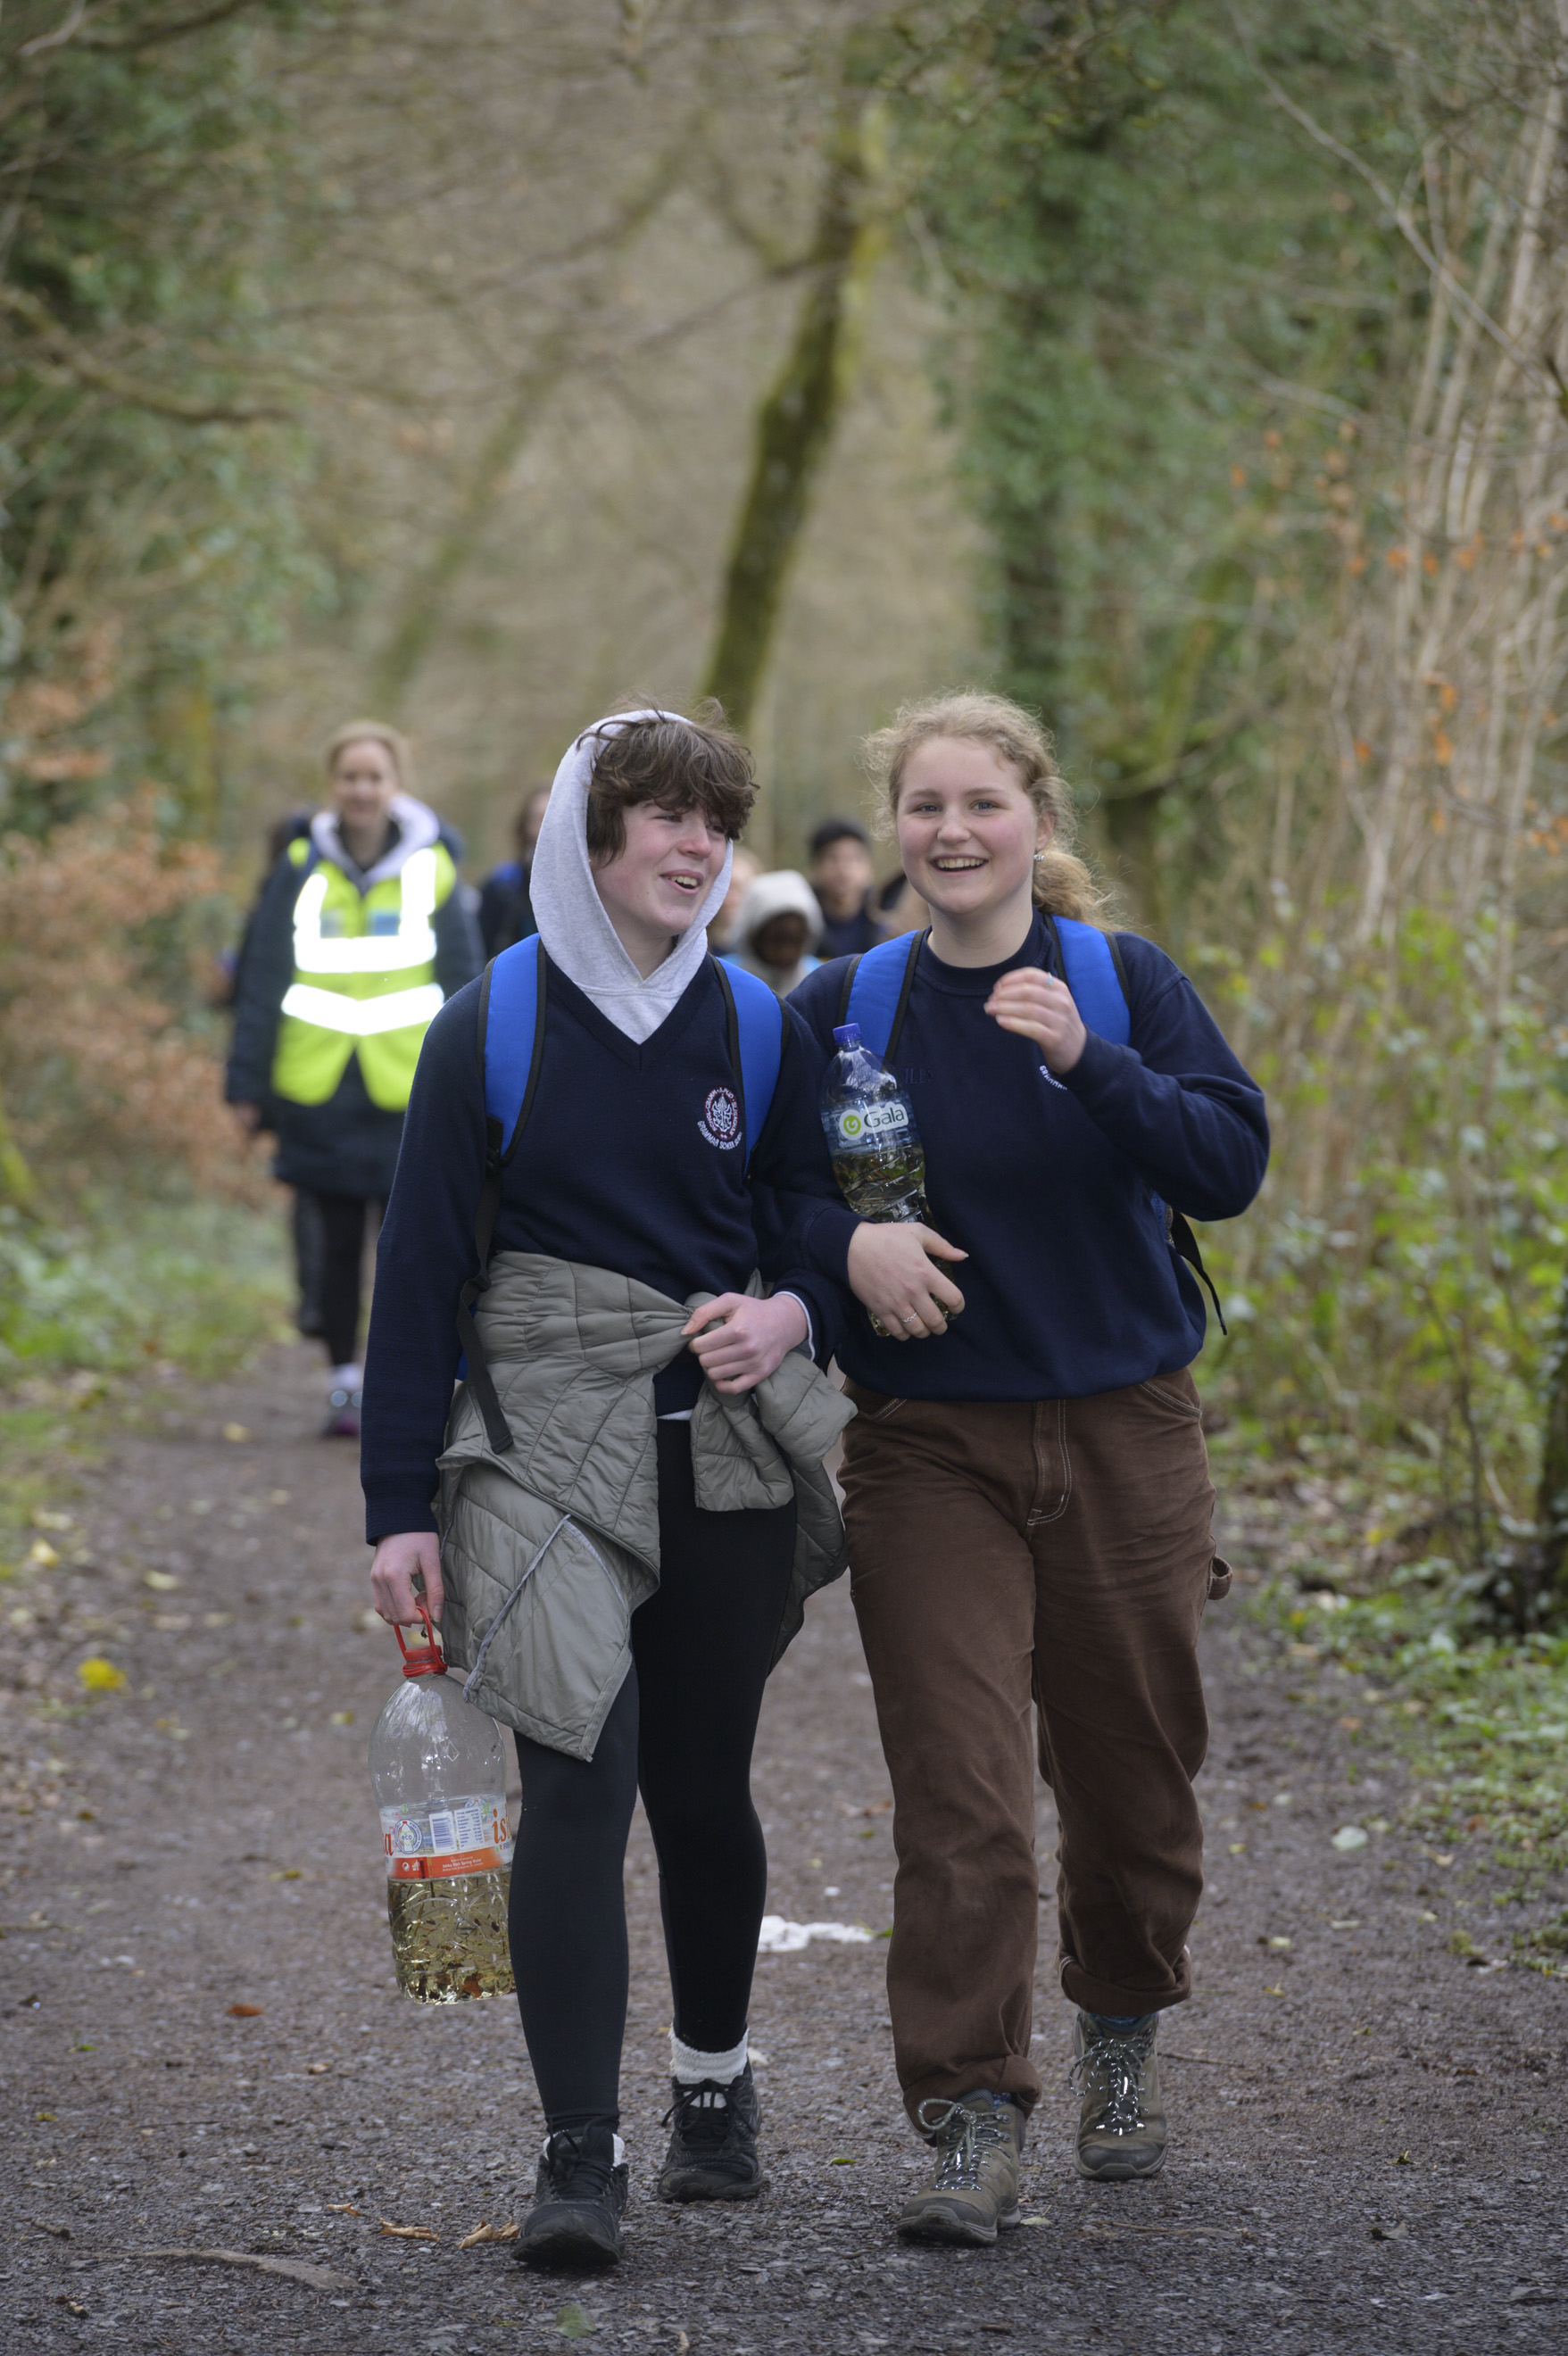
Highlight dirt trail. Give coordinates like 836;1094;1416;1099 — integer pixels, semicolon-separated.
4;1343;1564;2353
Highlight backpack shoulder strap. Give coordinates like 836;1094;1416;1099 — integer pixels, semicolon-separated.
844;931;925;1061
483;933;547;1158
1054;917;1131;1045
714;958;785;1167
457;935;549;1456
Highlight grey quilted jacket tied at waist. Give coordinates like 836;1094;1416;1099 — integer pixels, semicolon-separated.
436;1253;856;1761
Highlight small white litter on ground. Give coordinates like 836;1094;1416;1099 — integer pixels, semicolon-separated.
757;1916;873;1953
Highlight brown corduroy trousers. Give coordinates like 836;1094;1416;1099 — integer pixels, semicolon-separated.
839;1369;1226;2125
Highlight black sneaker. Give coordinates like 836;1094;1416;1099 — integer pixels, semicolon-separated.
515;2124;627;2269
656;2063;767;2202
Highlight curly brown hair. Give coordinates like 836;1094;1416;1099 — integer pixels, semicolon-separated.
861;689;1112;928
583;703;756;865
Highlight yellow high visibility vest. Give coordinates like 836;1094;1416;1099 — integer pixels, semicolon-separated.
270;838;457;1112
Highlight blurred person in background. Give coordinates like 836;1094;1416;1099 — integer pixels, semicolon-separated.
724;870;823;998
808;817;880;958
227;720;482;1438
706;843;761;952
479;783;552;956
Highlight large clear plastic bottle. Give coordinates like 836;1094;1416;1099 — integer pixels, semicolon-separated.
820;1021;932;1223
368;1605;515;2003
822;1022;954;1337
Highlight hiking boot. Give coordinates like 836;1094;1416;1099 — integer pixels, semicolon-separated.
515;2125;627;2269
897;2091;1025;2246
1070;2012;1166;2180
656;2063;767;2202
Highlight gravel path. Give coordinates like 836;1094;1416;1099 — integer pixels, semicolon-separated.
4;1345;1564;2352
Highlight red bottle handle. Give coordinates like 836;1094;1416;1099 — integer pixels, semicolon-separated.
394;1597;446;1679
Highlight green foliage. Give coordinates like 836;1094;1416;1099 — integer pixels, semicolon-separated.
0;1;337;831
0;1199;289;1390
1201;913;1568;1575
1241;1571;1568;1898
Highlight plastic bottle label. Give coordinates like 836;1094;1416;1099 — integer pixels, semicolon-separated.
380;1795;512;1881
836;1100;911;1145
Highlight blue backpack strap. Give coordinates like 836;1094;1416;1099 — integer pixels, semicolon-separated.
843;930;925;1060
482;932;546;1155
1049;921;1226;1330
1054;917;1130;1044
714;958;784;1166
457;933;547;1455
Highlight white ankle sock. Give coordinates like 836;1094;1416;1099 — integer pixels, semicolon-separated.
328;1362;361;1393
670;2029;748;2087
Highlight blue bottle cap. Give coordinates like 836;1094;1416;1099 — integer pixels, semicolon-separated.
833;1024;862;1048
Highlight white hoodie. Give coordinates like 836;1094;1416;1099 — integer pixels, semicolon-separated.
526;709;734;1044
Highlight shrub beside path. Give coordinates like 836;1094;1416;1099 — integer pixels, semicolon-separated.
4;1346;1564;2352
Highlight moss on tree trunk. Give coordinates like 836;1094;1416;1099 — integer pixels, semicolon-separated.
700;99;885;735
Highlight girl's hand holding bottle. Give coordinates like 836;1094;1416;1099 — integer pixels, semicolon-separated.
846;1221;967;1340
372;1529;445;1626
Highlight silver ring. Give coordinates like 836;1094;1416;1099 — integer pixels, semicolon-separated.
902;1314;923;1327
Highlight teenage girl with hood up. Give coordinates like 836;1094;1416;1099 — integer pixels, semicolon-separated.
361;707;855;2272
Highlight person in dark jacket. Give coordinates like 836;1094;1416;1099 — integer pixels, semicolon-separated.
808;816;881;958
227;720;482;1436
478;783;552;955
787;690;1268;2244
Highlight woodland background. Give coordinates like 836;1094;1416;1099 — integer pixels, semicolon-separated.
5;0;1568;1664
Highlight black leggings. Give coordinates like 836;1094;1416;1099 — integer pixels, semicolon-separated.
509;1423;796;2131
309;1191;380;1367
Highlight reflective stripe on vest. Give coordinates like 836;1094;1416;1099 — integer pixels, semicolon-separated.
278;980;446;1036
270;842;451;1111
290;847;438;975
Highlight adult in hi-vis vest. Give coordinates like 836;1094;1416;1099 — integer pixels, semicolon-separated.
227;721;482;1436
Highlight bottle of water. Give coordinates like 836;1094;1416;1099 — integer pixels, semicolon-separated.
823;1023;953;1336
368;1605;515;2003
822;1022;932;1222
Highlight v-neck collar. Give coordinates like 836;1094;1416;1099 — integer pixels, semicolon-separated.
547;951;715;1066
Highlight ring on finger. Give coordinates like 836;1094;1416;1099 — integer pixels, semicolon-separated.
902;1313;924;1328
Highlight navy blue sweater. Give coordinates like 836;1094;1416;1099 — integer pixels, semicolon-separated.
788;916;1268;1402
361;956;850;1540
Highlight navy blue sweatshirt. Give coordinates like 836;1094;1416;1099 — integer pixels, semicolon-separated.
788;916;1268;1402
361;955;850;1540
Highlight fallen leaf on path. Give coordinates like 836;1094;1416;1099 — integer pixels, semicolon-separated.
1332;1825;1369;1851
31;2219;71;2237
55;2296;89;2316
378;2219;438;2241
145;1571;180;1591
138;2247;353;2293
28;1539;60;1567
226;2003;264;2018
556;2304;594;2340
676;2335;689;2354
33;1510;73;1531
77;1656;127;1693
222;1423;252;1443
458;2220;519;2247
306;2062;331;2075
326;2203;361;2215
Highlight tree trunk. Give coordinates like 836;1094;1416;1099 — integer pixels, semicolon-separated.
1535;1271;1568;1605
368;369;562;718
699;97;885;734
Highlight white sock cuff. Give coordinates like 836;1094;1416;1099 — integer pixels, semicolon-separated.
542;2130;626;2165
328;1362;361;1390
670;2028;748;2085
